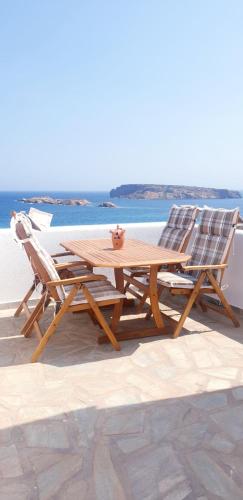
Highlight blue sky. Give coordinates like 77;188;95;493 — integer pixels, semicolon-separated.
1;1;243;191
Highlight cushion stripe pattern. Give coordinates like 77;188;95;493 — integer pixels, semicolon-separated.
156;271;207;289
65;280;125;305
186;208;239;280
125;205;197;275
158;205;198;251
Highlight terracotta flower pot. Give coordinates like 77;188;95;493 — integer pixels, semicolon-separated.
110;225;125;250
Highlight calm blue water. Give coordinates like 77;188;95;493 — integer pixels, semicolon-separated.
1;191;243;228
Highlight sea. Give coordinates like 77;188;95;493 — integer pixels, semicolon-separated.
1;191;243;229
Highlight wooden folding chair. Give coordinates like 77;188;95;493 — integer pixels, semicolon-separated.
11;211;92;337
147;207;240;337
11;220;125;361
123;205;198;310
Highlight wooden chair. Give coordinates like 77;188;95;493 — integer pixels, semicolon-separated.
11;211;92;338
12;218;125;362
123;205;198;309
147;207;240;338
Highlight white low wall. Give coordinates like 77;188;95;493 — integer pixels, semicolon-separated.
1;222;243;309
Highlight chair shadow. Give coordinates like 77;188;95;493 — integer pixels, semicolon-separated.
0;291;242;368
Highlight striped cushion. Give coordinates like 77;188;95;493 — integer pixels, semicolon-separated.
156;271;204;289
186;208;239;279
158;205;198;251
124;266;150;276
158;227;188;251
125;205;197;276
200;207;238;237
65;280;125;305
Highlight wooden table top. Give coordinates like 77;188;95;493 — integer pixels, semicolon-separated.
60;239;191;268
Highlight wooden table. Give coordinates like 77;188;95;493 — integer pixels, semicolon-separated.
60;239;191;341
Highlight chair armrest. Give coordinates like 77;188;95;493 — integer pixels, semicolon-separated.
54;261;88;270
47;274;107;287
183;264;227;271
51;251;73;258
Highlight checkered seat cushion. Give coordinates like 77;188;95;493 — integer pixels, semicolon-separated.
156;271;202;289
65;280;125;305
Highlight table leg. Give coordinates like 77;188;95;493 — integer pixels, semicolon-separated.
114;268;125;292
149;265;165;329
98;265;166;344
115;267;136;306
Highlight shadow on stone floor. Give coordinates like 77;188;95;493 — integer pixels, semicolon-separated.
1;386;243;499
0;295;242;367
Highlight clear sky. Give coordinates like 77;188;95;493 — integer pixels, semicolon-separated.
1;0;243;191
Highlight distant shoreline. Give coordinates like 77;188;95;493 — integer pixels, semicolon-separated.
0;191;243;229
110;184;242;200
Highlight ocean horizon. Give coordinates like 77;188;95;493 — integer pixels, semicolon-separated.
1;190;243;229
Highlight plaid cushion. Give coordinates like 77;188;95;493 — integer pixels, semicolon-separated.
186;208;239;280
158;205;197;251
199;208;238;237
158;227;189;251
156;271;205;289
66;280;125;305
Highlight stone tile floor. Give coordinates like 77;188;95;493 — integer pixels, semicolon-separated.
0;296;243;499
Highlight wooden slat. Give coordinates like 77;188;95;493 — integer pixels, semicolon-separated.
60;239;191;268
97;326;172;343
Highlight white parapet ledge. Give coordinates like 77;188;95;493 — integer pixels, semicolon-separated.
1;222;243;309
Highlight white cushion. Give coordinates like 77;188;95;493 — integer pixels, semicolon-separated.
156;271;198;289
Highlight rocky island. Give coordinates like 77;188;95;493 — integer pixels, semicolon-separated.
18;196;90;206
98;202;117;208
110;184;241;200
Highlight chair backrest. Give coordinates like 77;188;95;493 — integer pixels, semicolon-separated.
187;207;240;283
11;212;64;302
158;205;198;252
28;207;53;230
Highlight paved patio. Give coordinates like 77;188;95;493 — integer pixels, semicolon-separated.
1;296;243;499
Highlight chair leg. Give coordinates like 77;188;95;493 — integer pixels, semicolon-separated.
207;272;240;328
31;285;80;362
82;287;120;351
173;272;206;338
14;283;36;317
31;309;63;362
197;297;208;313
87;310;100;326
21;294;49;337
22;302;43;340
111;301;123;333
136;292;149;313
